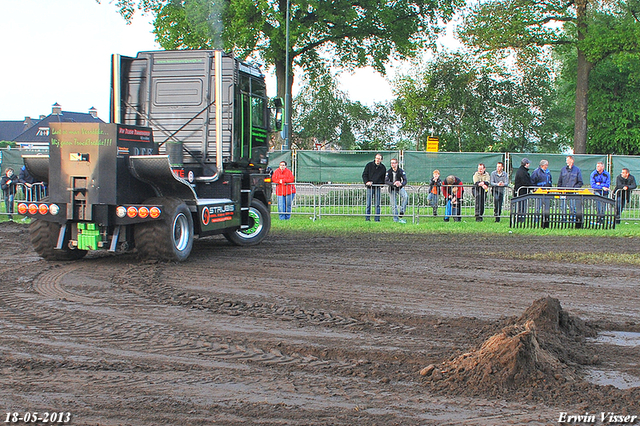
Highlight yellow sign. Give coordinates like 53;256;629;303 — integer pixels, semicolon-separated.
426;136;439;152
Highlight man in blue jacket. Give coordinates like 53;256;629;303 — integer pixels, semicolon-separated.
590;161;611;224
530;160;552;187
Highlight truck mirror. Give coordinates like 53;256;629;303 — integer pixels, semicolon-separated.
271;97;283;132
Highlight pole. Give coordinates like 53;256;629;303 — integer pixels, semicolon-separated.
283;0;291;149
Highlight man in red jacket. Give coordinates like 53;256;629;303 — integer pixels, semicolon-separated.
272;161;296;220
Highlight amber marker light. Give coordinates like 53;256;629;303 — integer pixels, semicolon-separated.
17;203;28;215
28;203;38;215
127;206;138;218
38;204;49;215
149;206;161;219
138;206;149;218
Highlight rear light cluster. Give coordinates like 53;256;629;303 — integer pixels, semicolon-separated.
116;205;161;219
18;203;60;216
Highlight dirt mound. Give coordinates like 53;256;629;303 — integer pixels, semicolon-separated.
421;297;596;394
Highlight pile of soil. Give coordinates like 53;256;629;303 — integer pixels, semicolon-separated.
420;297;598;395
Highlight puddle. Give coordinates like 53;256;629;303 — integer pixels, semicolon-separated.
584;368;640;390
587;331;640;347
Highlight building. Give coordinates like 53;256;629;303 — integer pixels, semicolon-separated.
8;103;104;149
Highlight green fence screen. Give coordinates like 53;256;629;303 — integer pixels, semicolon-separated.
295;151;399;183
403;152;505;184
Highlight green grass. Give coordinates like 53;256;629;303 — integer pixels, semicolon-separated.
271;213;640;238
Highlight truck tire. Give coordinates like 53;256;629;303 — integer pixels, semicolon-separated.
135;197;194;262
224;199;270;246
30;219;88;261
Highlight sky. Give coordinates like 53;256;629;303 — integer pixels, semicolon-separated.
0;0;398;122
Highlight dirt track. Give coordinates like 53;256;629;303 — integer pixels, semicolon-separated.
1;221;639;425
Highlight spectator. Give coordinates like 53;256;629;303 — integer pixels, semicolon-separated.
442;175;463;222
514;158;532;197
614;168;637;223
385;158;408;223
513;158;532;222
271;161;296;220
427;169;442;216
472;163;490;222
557;155;583;188
1;168;17;221
590;161;611;224
362;153;386;222
530;160;553;188
590;162;611;196
490;162;508;222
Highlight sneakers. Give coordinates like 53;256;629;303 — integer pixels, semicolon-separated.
398;219;406;224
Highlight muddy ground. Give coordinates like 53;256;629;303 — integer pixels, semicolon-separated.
0;221;639;425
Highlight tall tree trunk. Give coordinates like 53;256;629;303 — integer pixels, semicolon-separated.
573;0;593;154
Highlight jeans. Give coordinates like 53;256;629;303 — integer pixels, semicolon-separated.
4;194;14;219
366;186;381;221
389;187;408;221
493;191;504;217
277;193;295;220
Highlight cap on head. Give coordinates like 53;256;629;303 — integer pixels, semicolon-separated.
521;158;530;166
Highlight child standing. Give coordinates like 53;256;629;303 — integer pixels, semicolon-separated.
427;170;442;216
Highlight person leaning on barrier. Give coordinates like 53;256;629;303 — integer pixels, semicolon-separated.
362;153;386;222
427;169;442;216
590;161;611;224
514;158;532;197
472;163;490;222
614;168;637;223
513;158;532;222
557;155;583;188
590;162;611;196
1;167;17;221
530;160;553;188
442;175;463;222
385;158;408;223
272;161;296;220
490;162;508;222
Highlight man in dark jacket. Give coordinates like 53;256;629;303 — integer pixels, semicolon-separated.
557;155;583;188
513;158;532;222
614;168;637;223
514;158;532;197
362;153;386;222
384;158;408;223
1;167;17;220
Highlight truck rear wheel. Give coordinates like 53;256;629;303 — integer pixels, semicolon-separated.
135;197;194;262
30;219;88;261
224;199;270;246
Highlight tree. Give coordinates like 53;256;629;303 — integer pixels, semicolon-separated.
457;0;640;154
392;52;561;152
392;53;496;152
292;71;398;150
104;0;464;113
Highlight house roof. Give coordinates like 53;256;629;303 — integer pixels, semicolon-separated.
0;120;38;142
14;111;104;143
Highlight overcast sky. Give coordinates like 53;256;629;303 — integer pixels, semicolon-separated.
0;0;400;122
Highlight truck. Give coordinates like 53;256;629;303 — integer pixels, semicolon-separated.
19;50;282;262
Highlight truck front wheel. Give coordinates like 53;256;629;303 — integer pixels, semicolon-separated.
30;219;88;261
224;199;271;246
135;198;194;262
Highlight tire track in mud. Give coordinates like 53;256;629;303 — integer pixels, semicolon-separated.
1;263;361;384
120;262;421;335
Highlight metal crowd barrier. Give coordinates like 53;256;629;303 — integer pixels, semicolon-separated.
510;188;616;229
0;183;48;217
270;183;517;222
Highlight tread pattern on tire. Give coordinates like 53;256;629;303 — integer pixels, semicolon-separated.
135;197;193;261
30;219;87;261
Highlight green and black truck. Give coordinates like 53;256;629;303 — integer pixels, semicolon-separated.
20;50;281;261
